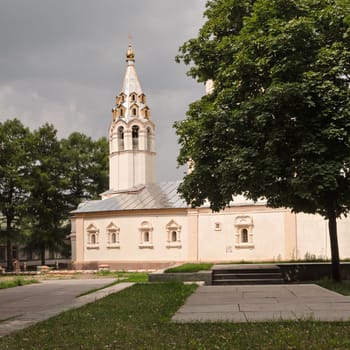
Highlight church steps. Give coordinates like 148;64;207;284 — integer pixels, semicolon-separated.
212;264;284;285
213;278;285;285
213;272;283;280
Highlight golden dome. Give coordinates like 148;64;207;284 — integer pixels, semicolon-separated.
126;44;135;61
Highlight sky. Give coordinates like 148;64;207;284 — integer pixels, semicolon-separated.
0;0;207;182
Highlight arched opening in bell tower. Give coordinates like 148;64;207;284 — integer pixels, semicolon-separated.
132;125;139;150
118;126;124;151
146;127;152;151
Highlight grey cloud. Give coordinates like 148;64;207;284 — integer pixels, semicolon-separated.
0;0;206;182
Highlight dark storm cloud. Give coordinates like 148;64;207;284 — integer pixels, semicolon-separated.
0;0;206;182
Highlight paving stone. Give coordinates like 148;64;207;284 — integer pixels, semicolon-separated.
0;280;133;337
244;311;296;322
172;284;350;323
173;312;247;323
177;304;240;313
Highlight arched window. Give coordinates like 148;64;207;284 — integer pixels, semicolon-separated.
118;126;124;151
139;94;146;104
171;231;177;242
241;228;248;243
106;222;120;249
139;221;153;248
166;220;182;248
132;125;139;150
146;127;152;151
132;108;137;116
234;216;254;249
86;224;99;249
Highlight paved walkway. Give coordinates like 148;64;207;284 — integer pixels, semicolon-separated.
0;279;134;337
173;284;350;322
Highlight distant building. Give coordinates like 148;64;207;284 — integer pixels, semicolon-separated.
70;45;350;270
0;243;70;271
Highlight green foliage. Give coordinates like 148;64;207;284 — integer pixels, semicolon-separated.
0;119;31;270
0;118;108;267
165;263;213;273
175;0;350;280
3;283;350;349
61;133;108;210
176;0;350;216
23;124;69;265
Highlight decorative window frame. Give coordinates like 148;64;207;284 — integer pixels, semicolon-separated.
129;92;137;103
166;220;182;249
141;106;150;119
118;106;126;118
234;216;254;249
139;221;154;249
138;93;146;104
130;103;139;118
86;224;99;250
119;92;126;103
106;222;120;249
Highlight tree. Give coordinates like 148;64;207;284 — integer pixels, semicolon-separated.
0;119;30;271
25;124;69;265
175;0;350;280
61;133;108;210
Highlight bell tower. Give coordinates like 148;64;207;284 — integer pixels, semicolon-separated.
109;45;156;191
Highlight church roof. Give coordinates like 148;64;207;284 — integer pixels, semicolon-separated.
72;181;186;214
72;181;266;214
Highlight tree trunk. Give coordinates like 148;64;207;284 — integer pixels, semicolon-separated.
328;210;341;281
6;217;12;271
41;245;46;266
6;238;12;272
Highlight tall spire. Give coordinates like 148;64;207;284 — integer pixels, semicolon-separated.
108;44;156;192
121;44;142;97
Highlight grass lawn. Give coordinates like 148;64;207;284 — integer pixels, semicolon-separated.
316;278;350;296
164;263;213;273
0;276;38;289
93;270;148;282
2;282;350;349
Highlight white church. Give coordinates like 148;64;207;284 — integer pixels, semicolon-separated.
70;45;350;270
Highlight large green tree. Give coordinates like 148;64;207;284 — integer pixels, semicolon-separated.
61;133;108;210
25;124;69;265
0;119;30;270
175;0;350;280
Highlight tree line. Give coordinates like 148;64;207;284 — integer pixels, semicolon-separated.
0;118;108;270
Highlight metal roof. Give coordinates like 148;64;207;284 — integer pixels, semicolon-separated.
71;181;187;214
71;181;267;215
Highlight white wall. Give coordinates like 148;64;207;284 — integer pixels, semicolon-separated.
83;212;188;262
296;213;329;259
296;213;350;260
197;208;286;262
